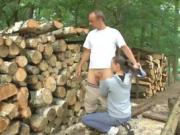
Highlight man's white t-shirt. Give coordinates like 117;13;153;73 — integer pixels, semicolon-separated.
83;27;126;69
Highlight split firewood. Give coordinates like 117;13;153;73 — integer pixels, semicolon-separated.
0;83;18;101
0;117;9;133
0;103;19;119
17;87;31;118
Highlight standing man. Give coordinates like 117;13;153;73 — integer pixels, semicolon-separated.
76;10;139;113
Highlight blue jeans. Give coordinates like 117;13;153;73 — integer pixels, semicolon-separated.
82;112;130;133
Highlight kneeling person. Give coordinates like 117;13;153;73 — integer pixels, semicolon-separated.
82;56;146;135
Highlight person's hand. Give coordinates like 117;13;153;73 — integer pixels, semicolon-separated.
133;63;141;69
76;65;82;78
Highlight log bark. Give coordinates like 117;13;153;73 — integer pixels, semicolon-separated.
161;96;180;135
51;27;88;38
142;111;167;123
0;37;4;46
36;107;56;122
53;99;67;119
0;83;18;101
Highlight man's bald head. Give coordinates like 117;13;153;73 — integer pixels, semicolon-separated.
88;10;106;29
89;10;105;21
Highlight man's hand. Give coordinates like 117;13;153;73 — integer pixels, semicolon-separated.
133;63;141;69
76;65;82;78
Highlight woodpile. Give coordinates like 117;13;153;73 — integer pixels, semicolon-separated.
0;19;88;134
131;48;168;98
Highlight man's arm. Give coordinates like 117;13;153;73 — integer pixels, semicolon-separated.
121;45;139;67
76;48;90;77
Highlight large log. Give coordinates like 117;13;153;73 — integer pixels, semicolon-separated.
168;97;180;135
36;107;56;122
15;56;28;67
142;111;167;123
26;65;40;75
0;61;18;75
44;44;53;57
38;60;49;71
160;96;180;135
0;74;12;83
17;87;31;118
30;88;53;107
52;40;67;52
51;27;88;38
8;44;20;57
22;50;42;64
53;86;66;98
132;100;155;117
0;83;18;101
53;99;67;120
13;68;27;82
66;90;77;106
43;76;56;92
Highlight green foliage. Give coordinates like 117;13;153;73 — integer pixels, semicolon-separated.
0;0;179;55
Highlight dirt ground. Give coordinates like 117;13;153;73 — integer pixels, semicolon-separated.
133;82;180;105
129;82;180;135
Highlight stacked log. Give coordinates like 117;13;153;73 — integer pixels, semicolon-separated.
131;48;168;98
0;19;88;134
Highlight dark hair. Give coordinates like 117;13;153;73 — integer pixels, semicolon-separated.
90;10;105;21
112;55;132;72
